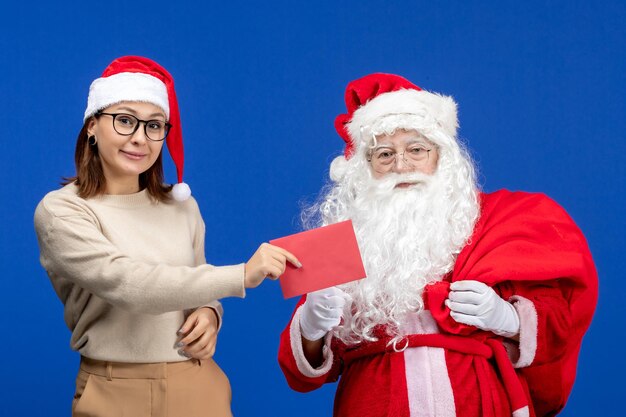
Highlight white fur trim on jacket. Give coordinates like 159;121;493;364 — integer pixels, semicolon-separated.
512;405;530;417
401;311;457;417
346;89;458;151
84;72;169;121
504;296;538;368
289;305;335;377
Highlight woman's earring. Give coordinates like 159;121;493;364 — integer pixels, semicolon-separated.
88;135;97;146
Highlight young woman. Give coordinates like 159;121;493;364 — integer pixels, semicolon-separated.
34;56;299;417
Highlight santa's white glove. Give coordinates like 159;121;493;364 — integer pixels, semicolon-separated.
300;287;348;341
446;280;520;338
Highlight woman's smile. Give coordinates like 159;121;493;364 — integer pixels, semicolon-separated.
120;149;147;160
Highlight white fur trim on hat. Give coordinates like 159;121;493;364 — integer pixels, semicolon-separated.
329;155;350;182
346;89;458;151
172;182;191;202
84;72;169;122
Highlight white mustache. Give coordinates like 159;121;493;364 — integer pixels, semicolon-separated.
369;172;433;193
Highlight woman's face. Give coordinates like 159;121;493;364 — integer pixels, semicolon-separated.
88;101;166;192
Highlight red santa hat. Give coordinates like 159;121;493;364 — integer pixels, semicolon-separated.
84;55;191;201
331;73;458;180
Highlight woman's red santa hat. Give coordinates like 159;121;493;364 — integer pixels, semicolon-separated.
331;73;459;181
83;56;191;201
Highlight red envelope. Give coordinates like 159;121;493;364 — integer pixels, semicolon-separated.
270;220;366;299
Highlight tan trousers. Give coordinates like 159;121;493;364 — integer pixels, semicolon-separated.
73;356;232;417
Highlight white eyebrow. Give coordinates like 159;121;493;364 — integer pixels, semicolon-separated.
373;138;430;150
372;143;395;150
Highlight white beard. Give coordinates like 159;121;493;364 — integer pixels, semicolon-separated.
306;139;480;345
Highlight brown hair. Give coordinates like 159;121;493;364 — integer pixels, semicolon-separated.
62;118;173;201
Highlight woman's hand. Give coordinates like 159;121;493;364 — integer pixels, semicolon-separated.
176;307;219;360
244;243;301;288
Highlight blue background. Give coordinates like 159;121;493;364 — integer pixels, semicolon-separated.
1;1;624;415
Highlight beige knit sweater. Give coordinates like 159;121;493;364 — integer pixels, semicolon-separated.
34;184;246;362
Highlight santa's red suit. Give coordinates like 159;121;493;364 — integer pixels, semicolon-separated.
278;190;597;417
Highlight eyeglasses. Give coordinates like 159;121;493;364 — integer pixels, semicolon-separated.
367;144;433;174
96;112;171;142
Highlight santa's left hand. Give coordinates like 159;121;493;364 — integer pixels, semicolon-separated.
176;307;219;360
446;280;520;338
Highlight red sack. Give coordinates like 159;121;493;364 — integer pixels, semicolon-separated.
425;190;597;416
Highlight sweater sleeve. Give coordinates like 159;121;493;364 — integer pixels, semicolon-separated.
34;198;245;316
191;200;225;330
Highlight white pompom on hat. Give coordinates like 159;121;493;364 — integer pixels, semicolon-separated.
331;73;458;181
84;56;191;201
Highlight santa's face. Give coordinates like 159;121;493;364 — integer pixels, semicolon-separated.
367;130;439;181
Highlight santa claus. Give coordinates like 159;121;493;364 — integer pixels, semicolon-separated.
278;73;597;417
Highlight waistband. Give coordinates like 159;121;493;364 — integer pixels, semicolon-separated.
80;356;200;380
343;333;492;365
341;333;529;416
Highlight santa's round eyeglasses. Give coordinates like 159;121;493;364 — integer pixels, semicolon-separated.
367;144;433;174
